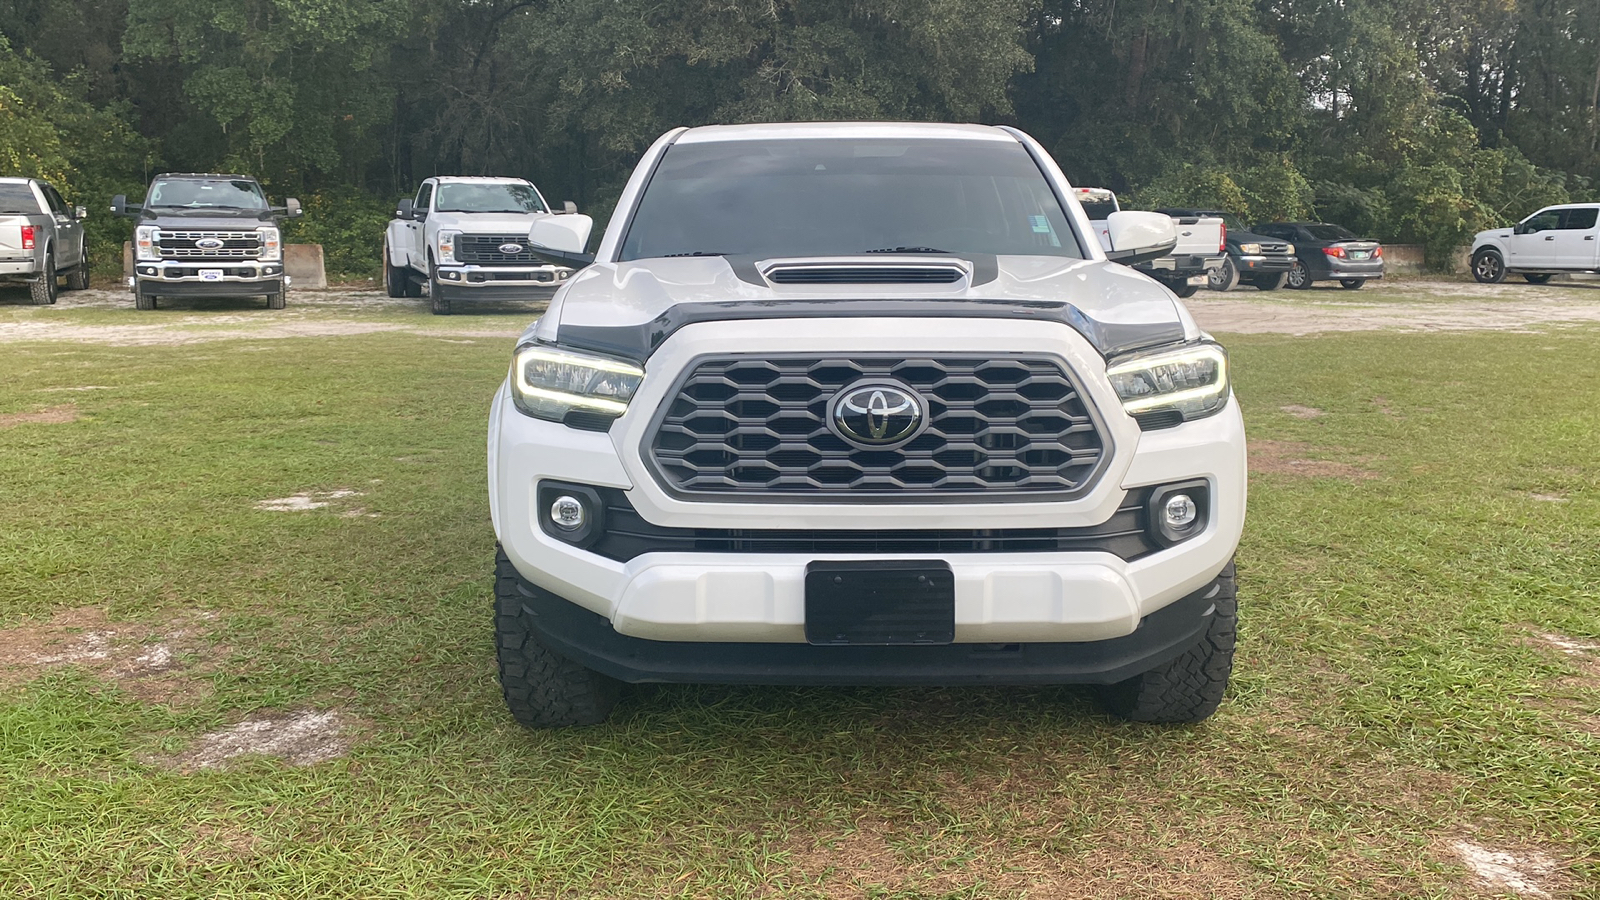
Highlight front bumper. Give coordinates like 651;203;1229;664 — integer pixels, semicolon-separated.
433;265;567;302
489;317;1247;659
131;260;287;289
1234;253;1292;273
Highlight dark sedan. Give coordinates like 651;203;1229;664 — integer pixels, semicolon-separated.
1158;208;1295;291
1251;222;1384;289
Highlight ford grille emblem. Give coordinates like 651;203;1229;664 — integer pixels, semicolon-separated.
195;238;225;250
498;242;524;254
828;382;925;448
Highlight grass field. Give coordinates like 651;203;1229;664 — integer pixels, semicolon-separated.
1;292;1597;898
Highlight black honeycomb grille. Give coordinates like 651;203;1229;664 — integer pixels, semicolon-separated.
648;356;1107;497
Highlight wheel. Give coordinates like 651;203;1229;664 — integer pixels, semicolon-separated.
65;250;90;291
1252;272;1289;291
134;283;156;310
428;256;451;315
1096;561;1237;723
266;290;286;309
1523;273;1552;284
28;255;57;305
1339;279;1364;290
1286;259;1310;289
494;547;621;728
383;240;410;298
1472;249;1506;284
1170;281;1200;298
1207;257;1239;292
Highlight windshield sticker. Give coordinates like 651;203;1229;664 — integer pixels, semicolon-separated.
1029;215;1051;233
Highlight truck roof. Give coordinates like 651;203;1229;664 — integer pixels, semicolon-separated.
675;122;1015;144
429;176;534;185
154;173;260;181
0;176;38;184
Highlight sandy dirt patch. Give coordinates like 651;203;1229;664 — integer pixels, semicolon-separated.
0;607;217;704
162;709;358;771
0;403;79;428
1249;439;1378;480
1189;279;1600;335
1449;840;1569;898
255;489;362;512
1280;404;1324;419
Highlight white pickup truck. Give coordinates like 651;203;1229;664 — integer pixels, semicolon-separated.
1470;204;1600;284
383;176;577;314
1076;187;1225;297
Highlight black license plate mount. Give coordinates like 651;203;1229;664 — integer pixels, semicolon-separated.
804;560;955;646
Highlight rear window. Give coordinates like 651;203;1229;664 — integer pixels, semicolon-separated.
1563;208;1598;230
1305;224;1357;241
0;184;41;214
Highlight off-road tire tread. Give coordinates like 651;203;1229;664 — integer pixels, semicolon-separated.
134;286;155;310
1208;257;1239;292
1096;561;1236;723
266;291;287;309
1252;272;1289;291
66;255;90;291
1339;278;1364;290
29;257;56;305
494;548;620;728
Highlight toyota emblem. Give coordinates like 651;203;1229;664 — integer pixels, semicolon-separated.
195;238;225;250
828;382;926;448
498;242;524;254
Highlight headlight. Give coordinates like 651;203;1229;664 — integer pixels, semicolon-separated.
1238;243;1261;255
1285;243;1296;255
1106;342;1230;421
135;226;159;261
511;344;644;424
437;230;460;264
259;226;281;261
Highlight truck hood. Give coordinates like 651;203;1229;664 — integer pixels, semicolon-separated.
424;211;550;233
138;210;278;228
533;255;1197;361
1475;228;1513;242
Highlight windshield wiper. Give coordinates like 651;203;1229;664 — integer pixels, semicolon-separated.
662;251;728;257
865;246;950;254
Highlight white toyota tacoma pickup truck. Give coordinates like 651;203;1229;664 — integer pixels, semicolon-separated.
488;123;1246;728
1077;188;1226;297
1470;203;1600;284
383;176;576;314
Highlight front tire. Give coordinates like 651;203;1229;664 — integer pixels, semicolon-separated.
1339;278;1364;290
265;290;287;309
1472;249;1506;284
428;256;451;315
383;241;410;298
1286;259;1310;289
1207;258;1240;292
1170;281;1200;298
1523;273;1553;284
29;256;57;305
1252;272;1289;291
1096;561;1237;723
134;283;156;310
495;548;621;728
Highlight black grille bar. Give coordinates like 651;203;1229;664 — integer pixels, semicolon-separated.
589;487;1158;562
456;234;543;265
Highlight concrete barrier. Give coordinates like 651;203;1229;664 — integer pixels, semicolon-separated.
122;242;327;289
1373;244;1471;275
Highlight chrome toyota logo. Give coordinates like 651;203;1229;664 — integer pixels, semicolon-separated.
195;238;225;250
828;382;925;448
498;242;524;254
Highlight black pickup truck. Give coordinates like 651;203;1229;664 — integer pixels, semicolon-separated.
113;174;301;310
1157;208;1296;291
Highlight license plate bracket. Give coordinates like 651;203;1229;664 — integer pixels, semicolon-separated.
1349;250;1370;260
198;268;224;281
804;561;955;646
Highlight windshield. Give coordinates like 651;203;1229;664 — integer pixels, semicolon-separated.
148;179;268;210
0;184;41;214
435;183;547;214
619;138;1084;261
1306;224;1357;241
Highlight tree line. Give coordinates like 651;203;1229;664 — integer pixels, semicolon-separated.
3;0;1596;275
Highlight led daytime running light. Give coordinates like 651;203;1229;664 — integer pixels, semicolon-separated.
511;345;645;423
1106;343;1230;421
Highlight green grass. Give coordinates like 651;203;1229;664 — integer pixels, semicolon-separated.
1;306;1597;898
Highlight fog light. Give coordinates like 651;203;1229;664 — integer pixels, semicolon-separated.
1164;494;1197;529
549;495;586;532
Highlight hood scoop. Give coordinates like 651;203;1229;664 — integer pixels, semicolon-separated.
762;258;969;286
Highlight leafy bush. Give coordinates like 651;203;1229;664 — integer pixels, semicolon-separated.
282;190;396;281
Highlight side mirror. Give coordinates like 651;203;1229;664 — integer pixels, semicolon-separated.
528;214;596;268
285;197;302;218
74;206;88;221
397;199;414;220
1104;211;1178;265
562;200;578;215
111;195;128;217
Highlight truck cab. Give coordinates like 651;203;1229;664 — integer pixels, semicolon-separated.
1471;205;1600;284
113;174;301;310
383;177;575;315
